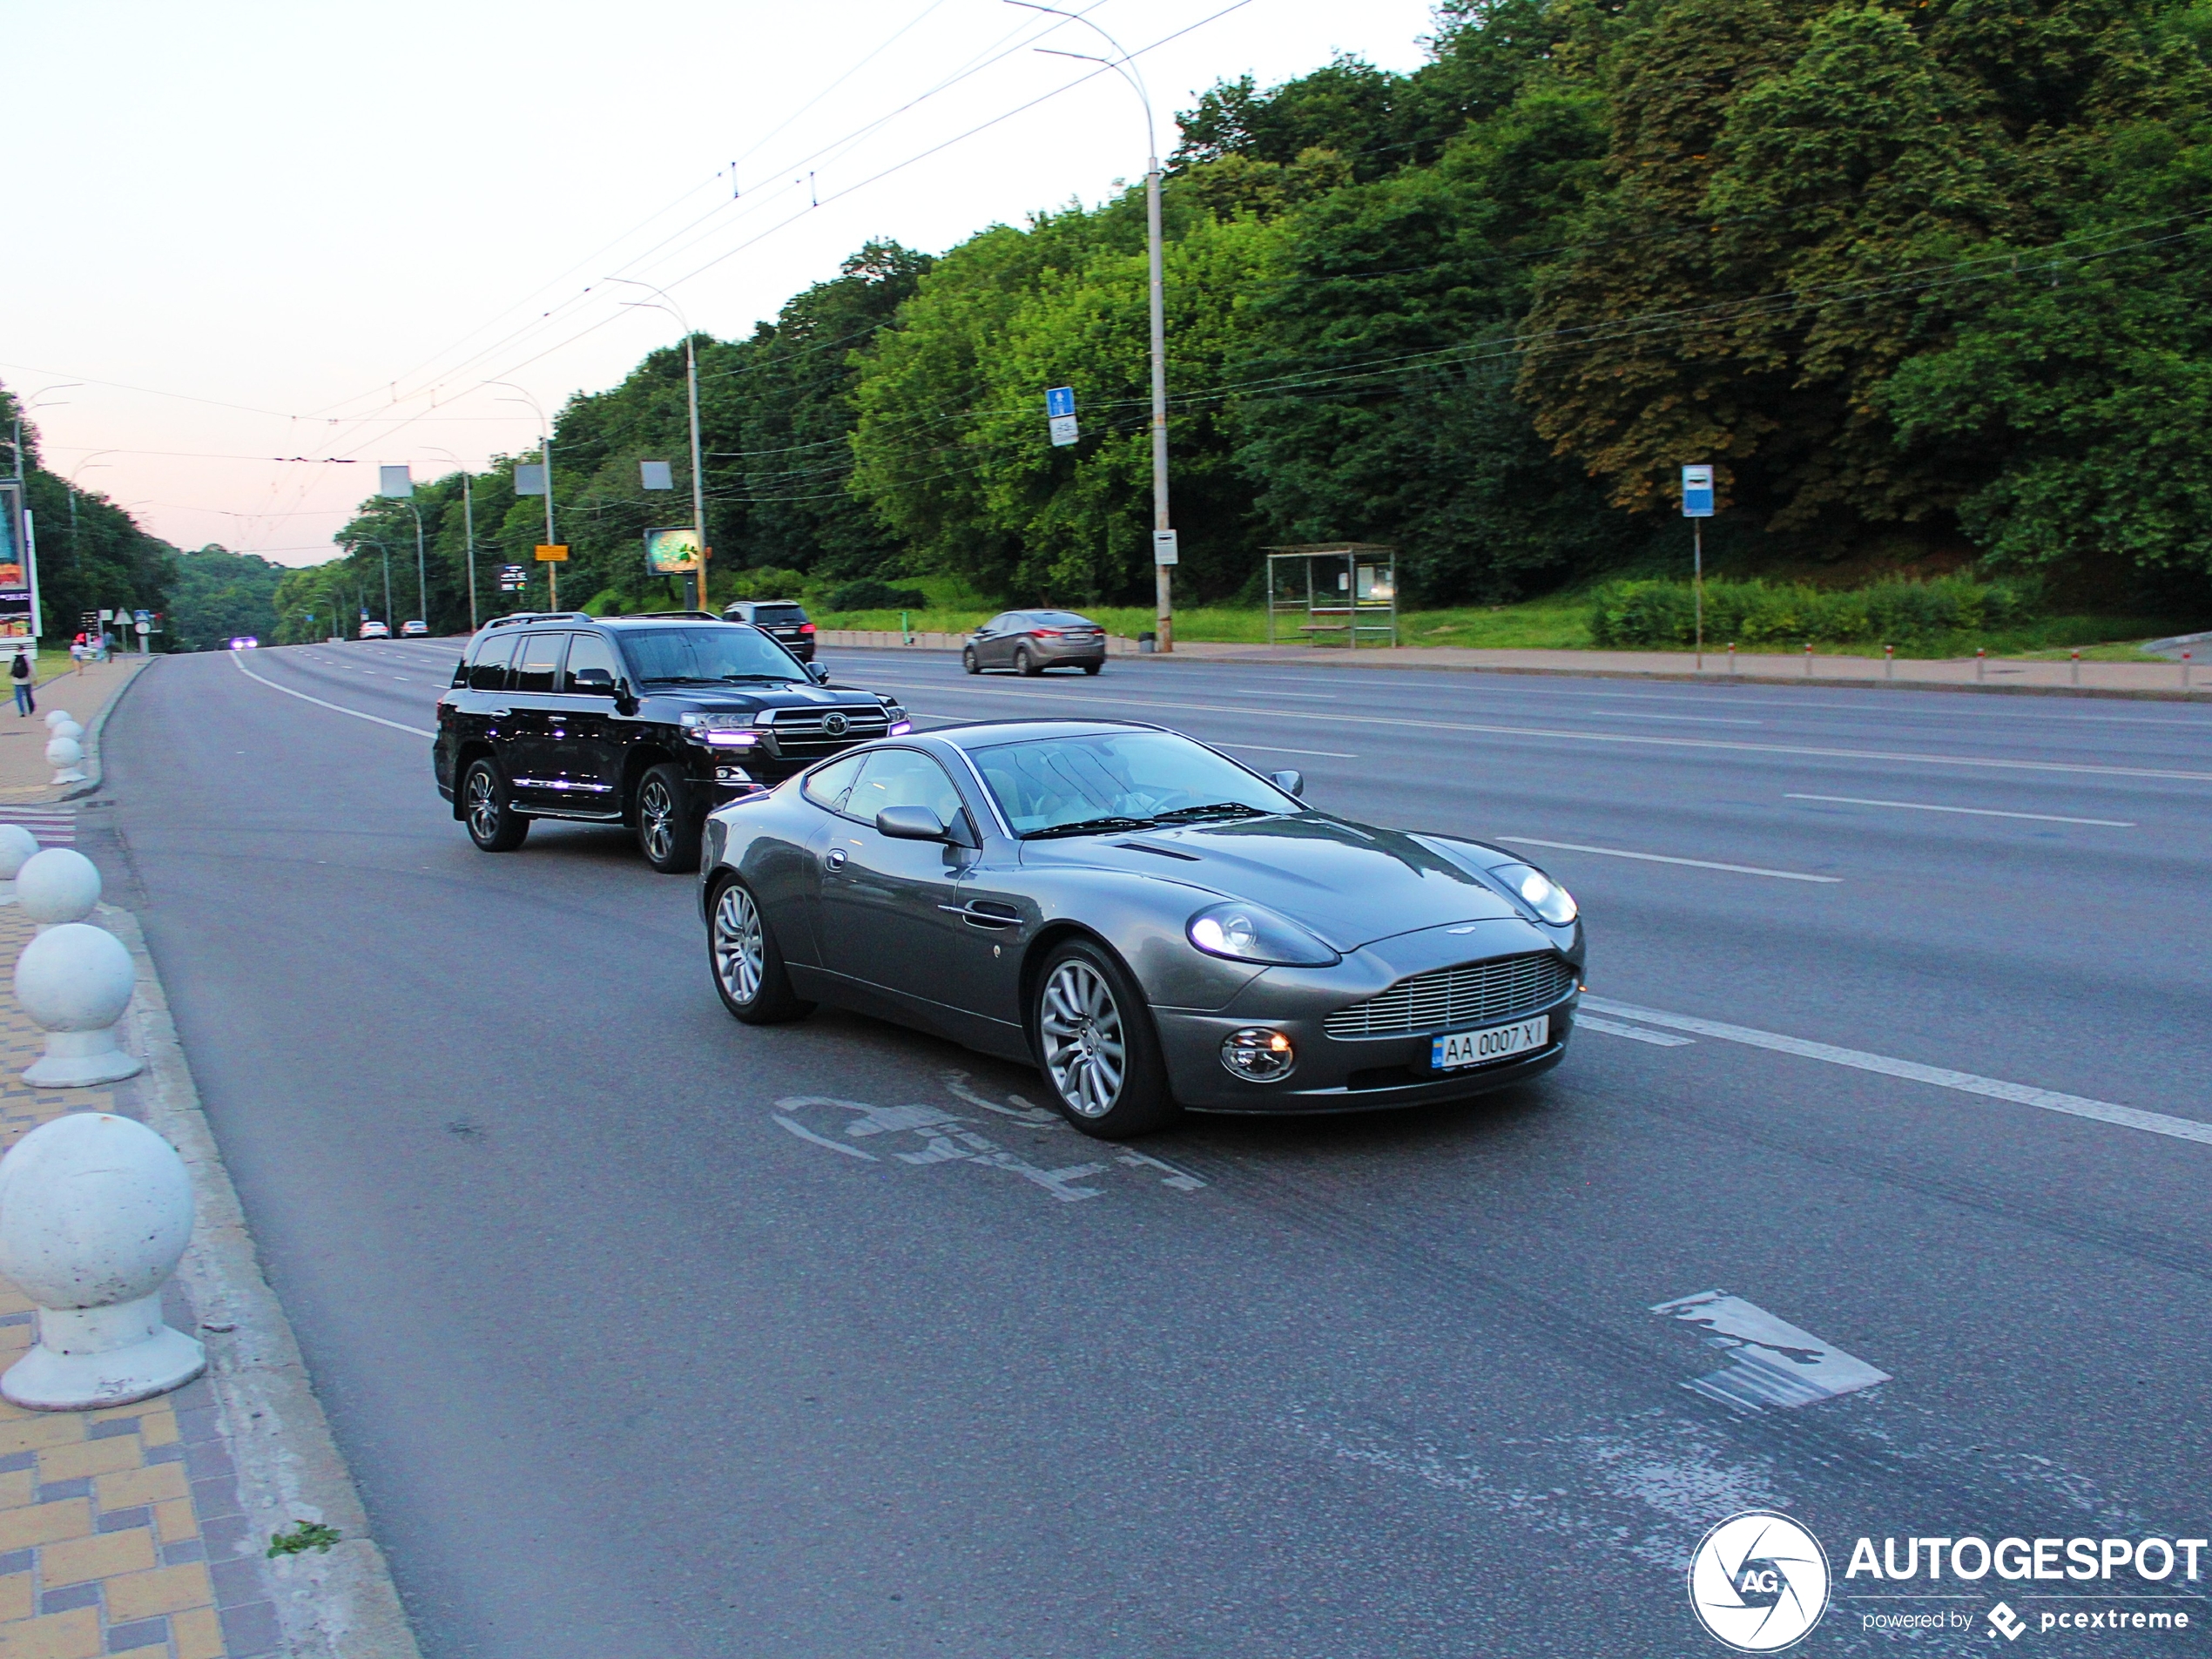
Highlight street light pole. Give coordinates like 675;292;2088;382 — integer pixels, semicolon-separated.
494;384;558;611
1020;4;1172;651
609;279;709;612
427;448;479;631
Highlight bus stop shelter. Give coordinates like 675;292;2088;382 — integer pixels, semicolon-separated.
1264;544;1398;647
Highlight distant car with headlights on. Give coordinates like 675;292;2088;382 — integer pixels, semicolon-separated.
226;636;259;651
359;620;391;640
962;610;1108;676
699;718;1582;1136
401;619;429;637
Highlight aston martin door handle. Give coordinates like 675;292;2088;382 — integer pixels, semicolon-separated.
824;847;848;871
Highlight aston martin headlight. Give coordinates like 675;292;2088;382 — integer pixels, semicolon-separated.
1495;862;1577;926
1186;901;1340;968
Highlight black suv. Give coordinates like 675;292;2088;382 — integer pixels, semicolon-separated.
720;599;813;662
434;611;908;873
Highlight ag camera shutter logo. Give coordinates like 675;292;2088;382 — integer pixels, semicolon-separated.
1689;1511;1831;1651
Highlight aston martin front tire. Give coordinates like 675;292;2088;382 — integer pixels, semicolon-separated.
708;876;814;1024
1032;938;1178;1138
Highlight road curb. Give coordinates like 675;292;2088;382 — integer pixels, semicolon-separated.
106;901;423;1659
62;655;154;800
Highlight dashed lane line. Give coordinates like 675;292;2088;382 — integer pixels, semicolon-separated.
1500;836;1842;883
811;677;2212;785
1785;793;2135;827
1581;995;2212;1148
230;651;435;738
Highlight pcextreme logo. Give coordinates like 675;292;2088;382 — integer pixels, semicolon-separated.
1689;1511;1832;1652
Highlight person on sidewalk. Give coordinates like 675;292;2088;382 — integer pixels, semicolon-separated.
10;649;34;717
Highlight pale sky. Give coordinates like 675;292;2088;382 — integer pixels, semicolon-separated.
6;0;1440;565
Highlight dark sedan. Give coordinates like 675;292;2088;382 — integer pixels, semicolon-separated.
698;719;1583;1137
962;610;1108;676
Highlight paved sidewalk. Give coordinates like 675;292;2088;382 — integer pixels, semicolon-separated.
0;895;416;1659
0;658;151;804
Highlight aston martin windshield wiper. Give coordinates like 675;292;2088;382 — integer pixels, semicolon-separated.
1022;814;1158;840
1150;801;1272;825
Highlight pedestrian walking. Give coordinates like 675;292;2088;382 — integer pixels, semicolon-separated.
71;635;87;674
10;649;35;718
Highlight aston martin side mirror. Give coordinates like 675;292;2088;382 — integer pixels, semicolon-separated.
1271;769;1306;799
876;806;948;841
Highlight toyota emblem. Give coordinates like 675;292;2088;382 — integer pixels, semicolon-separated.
824;711;850;738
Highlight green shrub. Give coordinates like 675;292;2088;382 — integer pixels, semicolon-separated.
1588;576;2037;648
720;566;807;603
826;578;928;612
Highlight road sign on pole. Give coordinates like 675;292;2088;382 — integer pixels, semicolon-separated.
1682;465;1713;669
533;544;569;563
1151;529;1179;567
1045;386;1079;448
377;465;413;499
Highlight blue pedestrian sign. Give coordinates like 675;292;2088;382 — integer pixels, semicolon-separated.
1045;385;1079;448
1045;387;1076;419
1681;464;1715;518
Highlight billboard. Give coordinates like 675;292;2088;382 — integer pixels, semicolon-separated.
643;526;703;575
0;482;35;639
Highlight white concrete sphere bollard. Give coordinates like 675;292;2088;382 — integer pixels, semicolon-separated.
51;718;84;744
13;922;141;1087
17;848;101;927
0;824;37;907
45;735;85;786
0;1112;203;1409
43;709;71;730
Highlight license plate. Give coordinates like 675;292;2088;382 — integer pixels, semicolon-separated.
1432;1015;1549;1071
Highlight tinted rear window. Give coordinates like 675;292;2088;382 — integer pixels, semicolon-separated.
1033;611;1096;627
750;605;807;626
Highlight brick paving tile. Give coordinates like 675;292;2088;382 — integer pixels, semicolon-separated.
38;1531;156;1590
103;1561;212;1623
0;1605;103;1659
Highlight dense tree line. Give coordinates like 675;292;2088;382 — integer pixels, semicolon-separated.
307;0;2212;629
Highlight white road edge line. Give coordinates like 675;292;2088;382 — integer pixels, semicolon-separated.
231;651;435;738
1216;743;1358;759
1785;793;2135;827
1501;836;1843;883
1582;995;2212;1147
1576;1015;1696;1048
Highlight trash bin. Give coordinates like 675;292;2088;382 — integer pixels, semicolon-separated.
1138;631;1157;654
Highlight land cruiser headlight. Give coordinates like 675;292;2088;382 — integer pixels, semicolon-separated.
680;713;759;747
1494;862;1576;925
1186;901;1340;968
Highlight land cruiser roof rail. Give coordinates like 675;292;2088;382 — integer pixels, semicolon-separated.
621;610;725;621
482;611;591;629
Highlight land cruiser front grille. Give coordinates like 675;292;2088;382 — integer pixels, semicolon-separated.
759;706;890;756
1323;953;1573;1040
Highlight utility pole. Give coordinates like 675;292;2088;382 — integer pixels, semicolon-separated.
608;280;710;611
495;384;559;613
1017;5;1171;650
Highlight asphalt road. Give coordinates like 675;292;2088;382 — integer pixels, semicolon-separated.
87;638;2212;1657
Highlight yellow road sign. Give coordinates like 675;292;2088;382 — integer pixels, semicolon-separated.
534;543;569;563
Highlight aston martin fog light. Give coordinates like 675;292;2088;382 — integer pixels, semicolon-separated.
1221;1028;1295;1082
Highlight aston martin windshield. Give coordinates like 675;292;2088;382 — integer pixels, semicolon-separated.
971;731;1297;838
618;627;806;685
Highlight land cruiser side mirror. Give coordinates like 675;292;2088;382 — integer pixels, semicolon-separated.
1270;769;1305;799
614;678;638;715
807;662;831;685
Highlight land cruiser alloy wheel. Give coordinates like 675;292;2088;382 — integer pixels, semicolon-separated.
462;759;529;852
1033;939;1177;1138
708;877;813;1024
636;763;704;873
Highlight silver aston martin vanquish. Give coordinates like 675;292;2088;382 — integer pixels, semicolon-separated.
699;719;1584;1138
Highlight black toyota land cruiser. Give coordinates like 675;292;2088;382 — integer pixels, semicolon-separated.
433;610;910;873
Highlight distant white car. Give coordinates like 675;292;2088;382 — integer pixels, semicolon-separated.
359;621;391;640
401;619;429;637
226;636;259;651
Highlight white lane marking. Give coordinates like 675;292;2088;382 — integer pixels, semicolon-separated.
772;1115;878;1159
1594;711;1762;725
1582;995;2212;1147
1785;793;2135;827
851;680;2212;784
1500;836;1843;883
1577;1015;1695;1048
231;651;436;738
1216;742;1358;759
1653;1291;1891;1411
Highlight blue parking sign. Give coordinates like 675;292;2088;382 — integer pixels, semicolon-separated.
1045;386;1076;419
1682;464;1715;518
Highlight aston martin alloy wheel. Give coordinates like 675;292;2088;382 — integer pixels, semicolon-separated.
1033;939;1176;1137
709;876;813;1024
462;759;528;852
636;763;703;873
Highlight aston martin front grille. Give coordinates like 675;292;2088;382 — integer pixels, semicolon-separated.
1324;954;1573;1040
760;707;890;756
